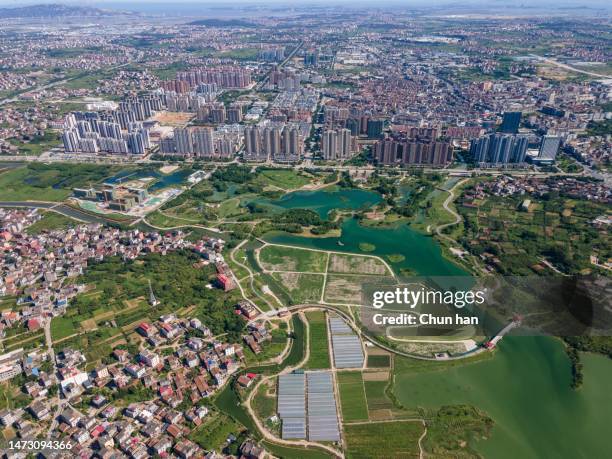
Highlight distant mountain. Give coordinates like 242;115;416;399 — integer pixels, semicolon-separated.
0;3;127;18
188;18;257;28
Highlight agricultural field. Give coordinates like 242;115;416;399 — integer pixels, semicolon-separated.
259;245;328;273
457;191;610;275
323;274;394;304
344;421;424;459
366;354;391;369
270;273;324;304
337;371;369;421
363;377;394;413
303;311;330;369
328;253;390;276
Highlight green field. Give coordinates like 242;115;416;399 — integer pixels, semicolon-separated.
254;169;312;190
344;421;424;458
363;380;394;411
26;211;76;235
259;245;328;273
0;163;128;201
270;273;324;304
366;354;391;368
262;441;333;459
303;311;330;369
216;47;260;60
9;131;60;156
337;372;369;421
188;411;244;451
252;381;276;422
457;189;610;275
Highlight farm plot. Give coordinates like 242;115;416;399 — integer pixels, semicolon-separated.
344;421;424;459
337;372;369;422
270;272;325;304
259;245;327;273
328;253;390;276
324;274;394;304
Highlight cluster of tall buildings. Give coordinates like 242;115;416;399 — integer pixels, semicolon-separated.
196;102;244;124
259;47;285;61
323;106;385;139
62;112;150;155
374;138;453;166
469;133;529;164
160;67;252;93
159;127;239;159
163;90;216;113
268;70;301;91
321;129;354;161
243;124;303;162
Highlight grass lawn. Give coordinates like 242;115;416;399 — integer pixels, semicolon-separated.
50;316;78;341
259;245;328;273
344;420;424;458
254;169;312;190
303;311;330;369
26;211;77;235
337;371;369;421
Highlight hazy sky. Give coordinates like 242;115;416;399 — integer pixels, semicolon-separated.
0;0;610;14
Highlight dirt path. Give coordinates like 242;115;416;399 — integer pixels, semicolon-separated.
243;313;344;458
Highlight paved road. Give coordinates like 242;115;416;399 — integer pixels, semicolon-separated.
530;54;612;79
0;201;124;224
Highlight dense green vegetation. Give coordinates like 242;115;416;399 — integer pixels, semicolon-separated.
423;405;494;457
586;119;612;136
26;211;76;234
8;130;60;156
0;163;128;201
457;187;610;275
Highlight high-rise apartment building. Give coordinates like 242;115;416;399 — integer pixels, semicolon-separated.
469;134;528;164
500;111;522;134
538;135;561;161
322;129;353;160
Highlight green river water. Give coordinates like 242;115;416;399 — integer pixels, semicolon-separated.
395;336;612;458
260;188;612;458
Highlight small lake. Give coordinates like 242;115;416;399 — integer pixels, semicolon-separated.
251;188;383;219
105;167;193;192
266;217;467;278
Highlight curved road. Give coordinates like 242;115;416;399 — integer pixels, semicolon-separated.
0;201;124;224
